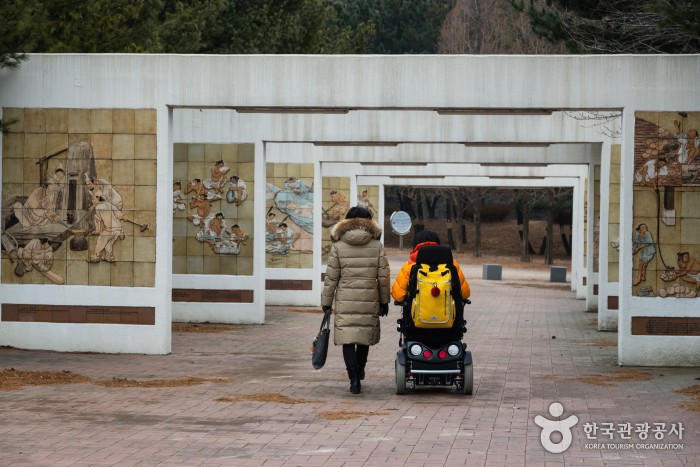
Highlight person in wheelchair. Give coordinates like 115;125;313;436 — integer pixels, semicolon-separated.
391;230;470;306
390;229;473;394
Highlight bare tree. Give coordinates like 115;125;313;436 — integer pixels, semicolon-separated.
565;111;622;139
438;0;566;54
511;188;549;262
543;187;573;264
459;186;502;257
556;1;700;54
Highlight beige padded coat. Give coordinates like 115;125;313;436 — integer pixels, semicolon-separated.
321;217;391;346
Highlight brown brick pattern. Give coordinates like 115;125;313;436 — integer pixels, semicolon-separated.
632;316;700;336
265;280;313;290
172;289;254;302
1;304;154;325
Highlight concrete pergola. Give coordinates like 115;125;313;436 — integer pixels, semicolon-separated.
0;54;698;366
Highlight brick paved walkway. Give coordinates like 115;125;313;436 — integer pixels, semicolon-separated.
1;256;698;466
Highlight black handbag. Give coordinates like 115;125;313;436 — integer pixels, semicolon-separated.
311;309;332;370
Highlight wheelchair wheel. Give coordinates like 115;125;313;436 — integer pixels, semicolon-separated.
462;363;473;395
395;358;406;395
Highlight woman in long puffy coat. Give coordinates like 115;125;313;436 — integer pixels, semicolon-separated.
321;206;391;394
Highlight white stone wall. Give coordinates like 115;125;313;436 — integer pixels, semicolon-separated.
1;54;698;363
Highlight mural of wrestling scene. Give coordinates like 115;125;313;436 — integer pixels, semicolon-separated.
632;112;700;298
266;163;313;268
321;177;350;262
1;108;156;287
172;143;254;275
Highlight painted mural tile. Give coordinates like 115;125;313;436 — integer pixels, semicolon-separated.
112;109;135;134
68;109;91;134
321;177;350;262
90;109;113;134
357;186;379;218
3;108;25;132
24;108;46;133
633;113;700;299
172;143;254;275
134;109;156;135
45;109;68;133
1;108;157;287
135;135;157;159
266;164;314;268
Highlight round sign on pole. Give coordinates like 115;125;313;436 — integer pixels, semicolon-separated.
390;211;412;249
390;211;412;235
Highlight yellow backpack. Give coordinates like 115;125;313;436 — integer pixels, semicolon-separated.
411;263;456;328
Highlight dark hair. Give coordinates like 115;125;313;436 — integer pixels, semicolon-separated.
345;206;372;219
413;229;440;248
279;223;288;228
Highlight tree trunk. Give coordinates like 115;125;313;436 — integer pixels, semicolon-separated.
520;192;531;262
544;191;555;265
446;198;456;250
415;191;425;233
473;203;481;257
426;194;440;219
521;208;531;262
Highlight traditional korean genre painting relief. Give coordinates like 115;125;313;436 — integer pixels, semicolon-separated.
172;144;254;275
266;163;313;268
321;177;350;262
1;108;156;286
357;186;379;218
632;112;700;298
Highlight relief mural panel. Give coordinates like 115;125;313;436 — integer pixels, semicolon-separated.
356;186;379;219
265;163;313;268
632;112;700;298
1;108;156;287
172;143;254;275
321;177;350;262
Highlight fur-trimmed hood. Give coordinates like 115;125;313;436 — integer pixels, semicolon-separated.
330;217;383;243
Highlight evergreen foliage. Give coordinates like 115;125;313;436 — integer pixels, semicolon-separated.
0;0;375;54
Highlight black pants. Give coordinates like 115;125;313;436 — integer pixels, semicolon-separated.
342;344;369;369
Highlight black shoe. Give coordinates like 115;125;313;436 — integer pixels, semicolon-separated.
359;364;366;381
347;367;361;394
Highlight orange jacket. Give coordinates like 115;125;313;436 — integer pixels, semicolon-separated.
391;242;471;303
